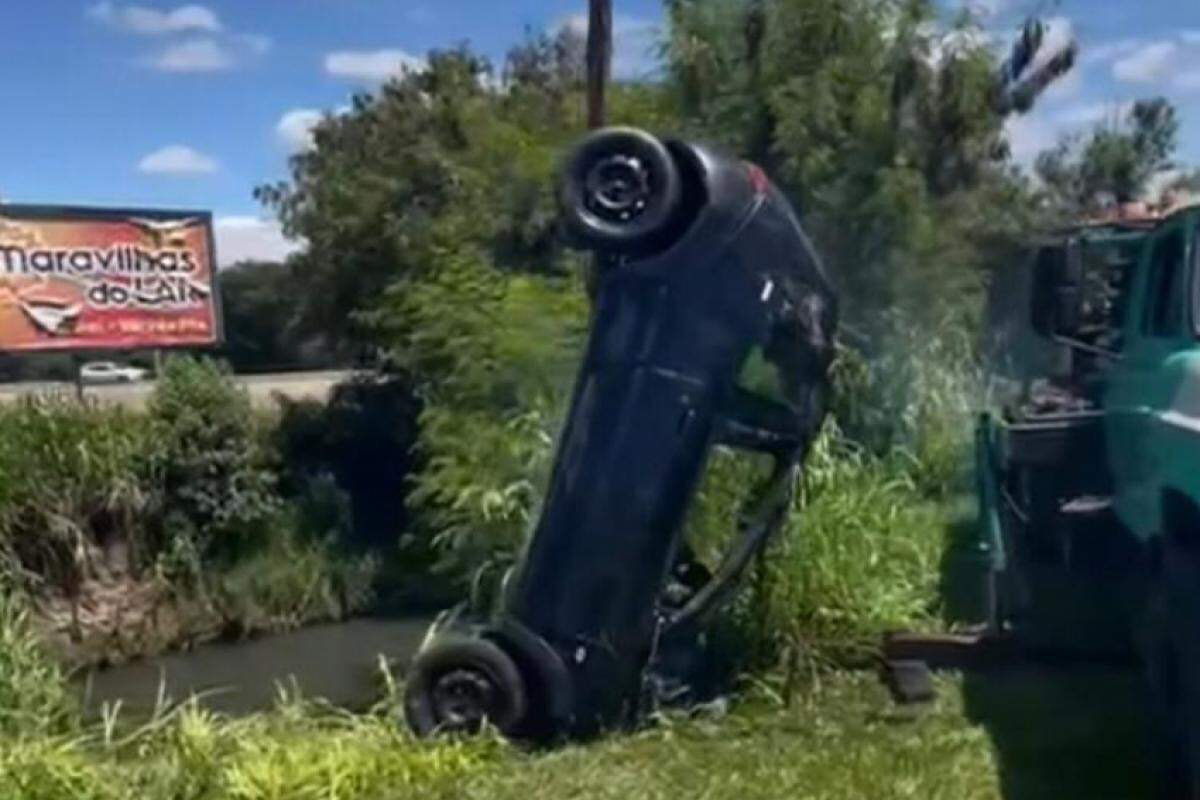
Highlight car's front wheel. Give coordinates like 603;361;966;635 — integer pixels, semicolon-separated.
404;634;528;738
1142;535;1200;799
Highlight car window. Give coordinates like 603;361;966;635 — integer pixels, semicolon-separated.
1146;227;1188;338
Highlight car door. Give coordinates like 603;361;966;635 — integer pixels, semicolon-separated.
1106;214;1197;541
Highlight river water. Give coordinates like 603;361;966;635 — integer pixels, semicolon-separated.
78;617;432;717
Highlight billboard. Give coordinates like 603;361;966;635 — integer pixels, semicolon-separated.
0;205;221;353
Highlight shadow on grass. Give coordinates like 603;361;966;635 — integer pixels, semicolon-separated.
937;499;1163;800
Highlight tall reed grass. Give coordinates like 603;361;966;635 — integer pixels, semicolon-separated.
0;357;380;667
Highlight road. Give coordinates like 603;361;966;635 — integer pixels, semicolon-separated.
0;370;353;408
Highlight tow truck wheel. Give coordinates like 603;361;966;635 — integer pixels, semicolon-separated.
560;127;684;257
1143;537;1200;799
404;634;528;738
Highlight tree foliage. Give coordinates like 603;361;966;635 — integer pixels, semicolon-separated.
255;2;1074;574
666;0;1041;334
218;260;336;372
1036;97;1180;211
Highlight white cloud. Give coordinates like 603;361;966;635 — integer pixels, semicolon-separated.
1005;102;1138;169
965;0;1009;19
137;145;218;176
1113;40;1178;83
214;217;302;267
1005;114;1058;167
1054;101;1134;127
148;38;234;72
1078;31;1200;91
1081;38;1144;66
144;34;271;73
324;49;426;83
90;3;267;73
276;109;324;152
559;14;586;36
556;13;661;80
87;2;220;35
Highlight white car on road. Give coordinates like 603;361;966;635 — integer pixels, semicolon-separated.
79;362;149;385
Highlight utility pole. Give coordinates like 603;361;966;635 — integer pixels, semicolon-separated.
586;0;612;129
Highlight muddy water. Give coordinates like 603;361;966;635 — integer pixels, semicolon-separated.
78;617;432;717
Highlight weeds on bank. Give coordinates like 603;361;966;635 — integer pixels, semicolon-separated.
0;669;1001;800
0;586;74;736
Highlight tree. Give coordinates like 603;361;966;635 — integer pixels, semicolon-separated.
255;48;496;349
504;25;586;92
666;0;1058;332
1036;97;1179;212
218;260;335;372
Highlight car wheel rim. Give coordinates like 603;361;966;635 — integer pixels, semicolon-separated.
584;154;653;224
431;667;500;730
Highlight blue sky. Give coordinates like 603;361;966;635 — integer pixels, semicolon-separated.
2;1;1200;265
990;2;1200;171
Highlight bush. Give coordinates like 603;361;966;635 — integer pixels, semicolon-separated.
387;249;588;580
0;395;155;587
148;357;280;566
760;426;948;663
273;376;421;549
202;518;378;635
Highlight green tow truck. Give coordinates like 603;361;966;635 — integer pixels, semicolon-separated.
971;205;1200;792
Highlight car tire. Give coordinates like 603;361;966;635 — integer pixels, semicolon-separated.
559;127;685;258
1142;539;1200;799
404;633;528;738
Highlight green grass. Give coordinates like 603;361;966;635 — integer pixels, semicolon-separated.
0;672;1004;800
465;674;1004;800
0;661;1169;800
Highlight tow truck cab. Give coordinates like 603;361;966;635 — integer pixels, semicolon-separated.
979;204;1200;788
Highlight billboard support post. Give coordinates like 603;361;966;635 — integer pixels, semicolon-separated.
72;354;84;402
